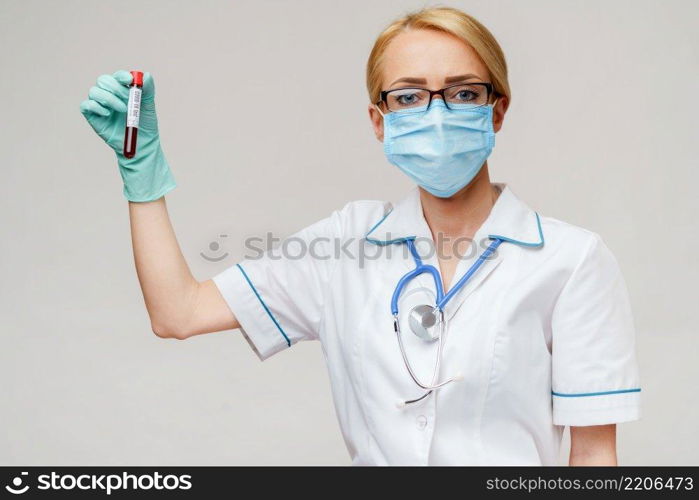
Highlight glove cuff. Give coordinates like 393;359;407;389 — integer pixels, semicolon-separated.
120;146;177;202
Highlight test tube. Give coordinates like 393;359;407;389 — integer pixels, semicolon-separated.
123;70;143;159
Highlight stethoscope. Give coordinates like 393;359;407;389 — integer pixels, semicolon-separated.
391;236;504;407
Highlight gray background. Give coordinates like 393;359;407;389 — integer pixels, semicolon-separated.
1;0;697;465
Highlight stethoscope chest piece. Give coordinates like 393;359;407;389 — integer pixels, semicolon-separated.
408;304;441;342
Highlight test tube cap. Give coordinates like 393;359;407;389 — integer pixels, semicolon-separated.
130;70;144;86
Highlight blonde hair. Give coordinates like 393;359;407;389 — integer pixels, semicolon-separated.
366;6;510;105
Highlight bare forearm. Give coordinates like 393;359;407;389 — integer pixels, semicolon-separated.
569;448;617;465
128;197;197;337
569;424;618;466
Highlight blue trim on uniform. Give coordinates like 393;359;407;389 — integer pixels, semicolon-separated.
488;212;545;247
236;263;291;347
365;208;416;245
552;388;641;398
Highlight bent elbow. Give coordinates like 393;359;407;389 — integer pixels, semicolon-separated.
151;321;188;340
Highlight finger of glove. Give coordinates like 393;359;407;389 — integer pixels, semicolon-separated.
141;72;155;101
113;69;155;101
88;86;127;114
97;73;130;102
80;98;110;118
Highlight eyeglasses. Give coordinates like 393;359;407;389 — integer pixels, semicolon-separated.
378;82;494;112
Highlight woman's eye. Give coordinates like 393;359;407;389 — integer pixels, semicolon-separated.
455;90;477;101
397;93;420;104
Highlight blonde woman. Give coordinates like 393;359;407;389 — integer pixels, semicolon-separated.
80;6;641;465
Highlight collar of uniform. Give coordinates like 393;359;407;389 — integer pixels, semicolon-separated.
365;187;432;245
365;182;545;248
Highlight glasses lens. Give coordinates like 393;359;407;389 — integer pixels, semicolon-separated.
385;88;431;111
444;84;489;108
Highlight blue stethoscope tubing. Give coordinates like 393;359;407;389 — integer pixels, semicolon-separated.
391;237;504;406
391;237;503;315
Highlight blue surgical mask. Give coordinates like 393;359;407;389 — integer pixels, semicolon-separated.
377;98;496;198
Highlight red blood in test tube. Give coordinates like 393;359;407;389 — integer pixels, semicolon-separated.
123;70;144;159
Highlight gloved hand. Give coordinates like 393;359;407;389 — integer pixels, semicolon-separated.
80;70;176;202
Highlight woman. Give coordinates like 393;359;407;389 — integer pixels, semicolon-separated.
80;6;641;466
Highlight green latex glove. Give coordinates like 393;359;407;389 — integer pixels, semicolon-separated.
80;70;176;202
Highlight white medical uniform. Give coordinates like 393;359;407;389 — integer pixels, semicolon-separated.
212;182;641;465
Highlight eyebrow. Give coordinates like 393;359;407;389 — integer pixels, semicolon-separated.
445;73;482;84
388;73;483;87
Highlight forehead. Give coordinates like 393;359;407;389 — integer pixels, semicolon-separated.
381;28;489;85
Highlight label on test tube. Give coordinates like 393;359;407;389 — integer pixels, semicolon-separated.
126;87;142;128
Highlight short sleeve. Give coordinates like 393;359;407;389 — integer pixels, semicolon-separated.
551;232;641;426
212;207;344;361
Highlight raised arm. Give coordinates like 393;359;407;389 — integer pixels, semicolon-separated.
129;197;239;339
80;70;238;340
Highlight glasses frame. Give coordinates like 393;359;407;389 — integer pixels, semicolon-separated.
377;82;495;112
